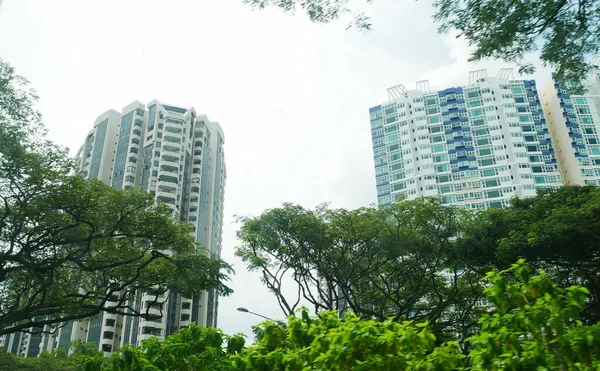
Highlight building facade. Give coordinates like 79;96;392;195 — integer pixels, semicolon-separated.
2;100;226;357
541;62;600;186
370;70;563;209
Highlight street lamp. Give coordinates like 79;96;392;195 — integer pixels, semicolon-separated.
236;307;274;321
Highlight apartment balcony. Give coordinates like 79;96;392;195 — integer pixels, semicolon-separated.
159;158;179;169
101;331;115;342
160;163;178;174
161;151;178;163
103;312;119;321
101;344;113;353
157;175;178;186
140;310;163;323
159;169;178;180
163;135;182;146
162;143;180;153
165;124;183;134
143;299;164;311
139;323;164;336
156;191;176;203
142;308;164;320
157;178;176;188
158;181;177;192
138;333;163;342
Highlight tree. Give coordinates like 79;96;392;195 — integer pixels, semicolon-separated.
242;0;600;85
235;198;485;343
467;260;600;370
456;186;600;325
242;0;373;30
72;261;600;370
96;324;246;371
0;350;74;371
0;59;233;335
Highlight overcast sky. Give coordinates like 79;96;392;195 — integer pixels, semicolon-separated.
0;0;551;339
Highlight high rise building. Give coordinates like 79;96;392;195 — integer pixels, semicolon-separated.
3;100;226;357
369;69;563;210
541;59;600;186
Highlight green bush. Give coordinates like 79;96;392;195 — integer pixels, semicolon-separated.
64;260;600;370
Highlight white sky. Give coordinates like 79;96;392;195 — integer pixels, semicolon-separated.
0;0;551;340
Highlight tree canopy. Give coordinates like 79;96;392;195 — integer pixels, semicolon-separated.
456;185;600;324
26;260;600;370
236;198;485;344
236;186;600;345
243;0;600;84
0;59;233;335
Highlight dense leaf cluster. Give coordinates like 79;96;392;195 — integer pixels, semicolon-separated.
12;261;599;370
236;186;600;345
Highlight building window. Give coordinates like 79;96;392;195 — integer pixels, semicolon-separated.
141;327;162;336
103;331;114;340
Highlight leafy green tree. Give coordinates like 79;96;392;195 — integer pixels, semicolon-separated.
468;260;600;370
236;198;484;343
67;340;106;371
100;324;246;371
74;261;600;370
232;309;466;371
0;59;233;335
434;0;600;87
0;349;73;371
457;186;600;324
243;0;600;84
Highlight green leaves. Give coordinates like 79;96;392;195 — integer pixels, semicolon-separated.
236;198;482;342
460;186;600;325
435;0;600;87
40;262;600;370
468;260;600;370
102;324;245;371
242;0;373;30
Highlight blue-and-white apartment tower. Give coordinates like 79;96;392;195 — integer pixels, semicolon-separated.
370;69;563;210
542;57;600;186
0;101;226;357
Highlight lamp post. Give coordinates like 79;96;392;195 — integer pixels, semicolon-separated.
236;307;287;326
236;307;274;321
